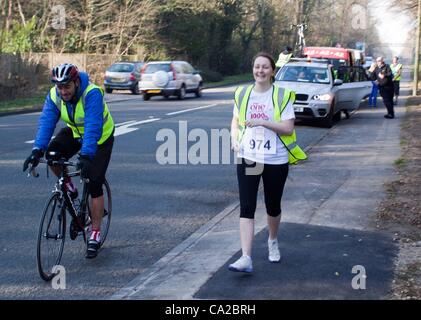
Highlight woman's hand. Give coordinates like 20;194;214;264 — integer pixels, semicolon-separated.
231;138;240;152
245;119;264;128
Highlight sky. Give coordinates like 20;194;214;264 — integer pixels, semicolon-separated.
368;0;416;60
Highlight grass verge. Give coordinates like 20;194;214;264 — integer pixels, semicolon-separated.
0;96;44;114
204;73;253;88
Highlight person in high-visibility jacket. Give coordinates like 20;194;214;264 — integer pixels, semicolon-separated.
23;63;115;259
229;52;307;273
390;56;402;105
276;46;293;69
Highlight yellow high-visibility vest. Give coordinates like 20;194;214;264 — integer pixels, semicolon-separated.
390;63;402;81
276;52;293;68
49;83;114;145
234;85;307;164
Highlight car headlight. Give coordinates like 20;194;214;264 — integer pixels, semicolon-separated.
312;93;332;101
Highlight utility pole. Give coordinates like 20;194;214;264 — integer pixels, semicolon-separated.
292;0;304;56
292;0;302;48
414;0;421;96
259;0;266;51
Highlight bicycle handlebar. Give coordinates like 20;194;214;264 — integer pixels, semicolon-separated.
27;158;80;178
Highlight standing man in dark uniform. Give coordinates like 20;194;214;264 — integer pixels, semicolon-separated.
368;56;395;119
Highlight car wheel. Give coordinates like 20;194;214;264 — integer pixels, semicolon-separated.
105;88;113;94
131;83;140;95
321;103;334;128
333;110;342;122
177;85;186;100
143;93;150;101
195;82;203;98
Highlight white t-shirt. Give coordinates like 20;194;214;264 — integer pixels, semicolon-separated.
233;86;295;164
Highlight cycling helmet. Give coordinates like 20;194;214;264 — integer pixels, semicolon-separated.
51;63;79;84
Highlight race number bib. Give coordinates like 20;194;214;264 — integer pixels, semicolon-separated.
242;127;277;155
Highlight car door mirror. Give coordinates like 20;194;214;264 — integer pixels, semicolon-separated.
193;69;201;75
333;79;343;86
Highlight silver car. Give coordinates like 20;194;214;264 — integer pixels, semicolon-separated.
139;61;203;100
275;59;372;127
104;61;144;94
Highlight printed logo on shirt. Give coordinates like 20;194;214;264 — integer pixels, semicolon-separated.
249;102;270;120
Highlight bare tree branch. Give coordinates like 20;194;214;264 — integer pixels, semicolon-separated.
16;0;26;25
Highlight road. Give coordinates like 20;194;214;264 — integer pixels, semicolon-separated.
0;85;337;299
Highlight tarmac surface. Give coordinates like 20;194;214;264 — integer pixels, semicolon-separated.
111;101;404;300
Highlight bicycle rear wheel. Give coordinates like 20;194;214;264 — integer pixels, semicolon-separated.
36;192;66;281
86;179;112;247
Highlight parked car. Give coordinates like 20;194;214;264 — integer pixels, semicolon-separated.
139;61;203;100
104;61;144;94
275;58;372;128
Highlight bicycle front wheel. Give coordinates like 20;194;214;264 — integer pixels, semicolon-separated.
36;192;66;281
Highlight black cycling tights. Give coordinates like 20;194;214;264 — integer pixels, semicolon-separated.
237;159;289;219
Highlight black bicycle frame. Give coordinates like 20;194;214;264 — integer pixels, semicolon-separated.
32;158;90;240
60;166;90;240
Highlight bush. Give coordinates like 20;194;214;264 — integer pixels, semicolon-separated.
199;69;223;83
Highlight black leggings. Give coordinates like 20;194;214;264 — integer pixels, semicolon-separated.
237;159;289;219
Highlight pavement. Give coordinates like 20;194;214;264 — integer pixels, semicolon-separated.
110;99;405;300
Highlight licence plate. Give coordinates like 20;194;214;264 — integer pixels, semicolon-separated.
147;90;161;93
112;77;126;83
294;107;304;112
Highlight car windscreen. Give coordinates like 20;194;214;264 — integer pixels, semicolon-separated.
143;64;171;74
108;63;134;72
276;66;330;84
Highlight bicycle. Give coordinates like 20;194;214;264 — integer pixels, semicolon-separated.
27;153;112;281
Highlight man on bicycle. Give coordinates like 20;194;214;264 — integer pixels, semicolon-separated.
23;63;115;259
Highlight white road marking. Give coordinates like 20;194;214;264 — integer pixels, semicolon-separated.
24;119;160;143
166;104;218;116
23;101;228;144
114;118;161;137
115;120;137;126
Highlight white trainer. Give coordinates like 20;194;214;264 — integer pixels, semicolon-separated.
228;255;253;273
268;239;281;262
